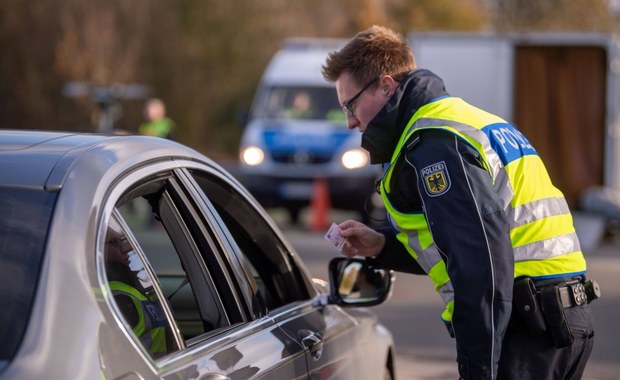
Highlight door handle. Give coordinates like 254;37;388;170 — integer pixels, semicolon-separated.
299;329;323;360
200;374;231;380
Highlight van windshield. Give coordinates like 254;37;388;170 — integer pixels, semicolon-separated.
257;86;345;122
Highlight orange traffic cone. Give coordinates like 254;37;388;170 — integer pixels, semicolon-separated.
309;177;331;231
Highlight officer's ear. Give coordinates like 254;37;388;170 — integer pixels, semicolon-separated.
379;75;397;97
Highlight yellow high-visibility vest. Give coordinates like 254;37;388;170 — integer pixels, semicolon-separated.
109;280;167;356
381;96;586;322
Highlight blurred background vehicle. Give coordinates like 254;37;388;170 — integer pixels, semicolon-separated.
237;39;383;225
0;130;395;380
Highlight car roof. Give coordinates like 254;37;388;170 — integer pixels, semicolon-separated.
0;130;217;190
0;130;108;189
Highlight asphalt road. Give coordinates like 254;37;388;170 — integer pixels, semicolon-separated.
272;208;620;380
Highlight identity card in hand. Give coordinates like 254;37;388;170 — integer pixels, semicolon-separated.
324;222;347;251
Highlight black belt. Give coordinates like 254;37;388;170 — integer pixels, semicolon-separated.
511;276;598;347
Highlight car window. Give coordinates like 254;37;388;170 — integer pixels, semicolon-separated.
104;173;237;358
104;214;178;359
189;169;310;314
118;195;221;339
0;188;56;366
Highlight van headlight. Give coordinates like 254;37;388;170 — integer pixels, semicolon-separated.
240;146;265;166
341;148;369;170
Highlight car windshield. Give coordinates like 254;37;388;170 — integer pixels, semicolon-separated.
0;187;56;367
256;86;345;122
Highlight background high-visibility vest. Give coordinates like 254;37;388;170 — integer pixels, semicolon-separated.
110;280;168;356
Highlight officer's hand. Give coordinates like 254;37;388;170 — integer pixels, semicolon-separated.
338;219;385;259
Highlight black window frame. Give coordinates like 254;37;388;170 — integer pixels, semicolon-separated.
182;168;312;315
106;170;246;354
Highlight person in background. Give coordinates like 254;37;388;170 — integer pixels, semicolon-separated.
138;98;176;139
322;25;597;380
284;91;313;119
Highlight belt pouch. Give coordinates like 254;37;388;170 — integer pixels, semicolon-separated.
513;277;546;334
540;285;574;348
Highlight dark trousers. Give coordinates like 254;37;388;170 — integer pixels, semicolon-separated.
497;303;595;379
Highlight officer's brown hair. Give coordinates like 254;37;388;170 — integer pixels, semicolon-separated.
322;25;416;88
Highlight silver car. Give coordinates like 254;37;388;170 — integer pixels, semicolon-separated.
0;130;395;380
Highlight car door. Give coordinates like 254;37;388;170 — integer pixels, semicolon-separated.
184;167;364;379
99;162;312;379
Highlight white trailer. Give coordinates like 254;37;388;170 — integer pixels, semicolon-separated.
408;32;620;245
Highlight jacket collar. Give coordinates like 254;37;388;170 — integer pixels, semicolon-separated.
361;69;449;164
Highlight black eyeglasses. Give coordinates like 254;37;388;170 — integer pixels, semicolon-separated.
106;236;128;249
342;78;379;116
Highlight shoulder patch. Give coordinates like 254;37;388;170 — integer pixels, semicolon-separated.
421;161;451;197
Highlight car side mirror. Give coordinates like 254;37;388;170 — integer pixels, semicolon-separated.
328;258;394;307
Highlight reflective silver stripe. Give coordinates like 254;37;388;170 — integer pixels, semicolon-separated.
404;228;454;305
508;197;572;229
513;232;581;262
385;166;445;274
406;118;507;184
394;225;441;272
408;118;515;211
391;215;441;261
438;280;455;305
392;212;455;305
407;118;582;266
410;118;576;240
493;172;514;211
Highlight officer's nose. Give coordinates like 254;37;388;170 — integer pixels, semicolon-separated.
345;113;360;131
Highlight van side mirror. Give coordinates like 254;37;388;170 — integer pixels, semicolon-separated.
328;258;394;307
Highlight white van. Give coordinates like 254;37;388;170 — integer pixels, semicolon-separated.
238;39;382;224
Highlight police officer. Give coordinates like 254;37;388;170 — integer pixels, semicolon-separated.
105;228;169;358
322;25;596;380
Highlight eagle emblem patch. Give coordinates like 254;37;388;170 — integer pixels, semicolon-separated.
421;161;451;197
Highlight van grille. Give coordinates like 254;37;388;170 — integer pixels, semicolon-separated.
271;152;332;164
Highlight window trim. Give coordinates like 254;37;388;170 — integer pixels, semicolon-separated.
174;168;261;320
104;210;185;353
163;178;234;332
176;167;313;314
97;164;251;361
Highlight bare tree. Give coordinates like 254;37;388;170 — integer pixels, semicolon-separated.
0;0;616;156
494;0;616;32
